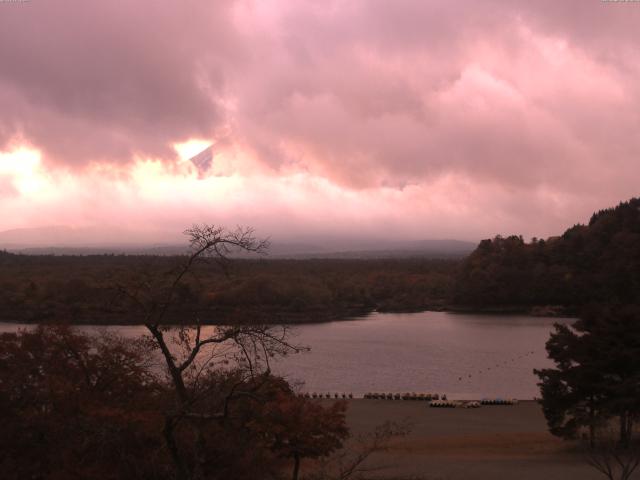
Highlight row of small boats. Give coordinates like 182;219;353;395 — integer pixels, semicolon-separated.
363;392;443;400
430;400;480;408
296;393;520;405
480;398;518;405
430;398;518;407
299;392;354;399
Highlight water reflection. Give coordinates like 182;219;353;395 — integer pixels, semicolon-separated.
0;311;573;399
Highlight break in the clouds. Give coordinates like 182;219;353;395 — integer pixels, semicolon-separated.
1;0;639;241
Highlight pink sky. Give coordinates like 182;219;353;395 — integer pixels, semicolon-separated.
1;0;639;243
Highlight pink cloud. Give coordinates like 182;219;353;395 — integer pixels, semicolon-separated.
1;0;639;240
0;176;17;198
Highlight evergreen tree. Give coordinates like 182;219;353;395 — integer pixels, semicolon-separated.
535;304;640;446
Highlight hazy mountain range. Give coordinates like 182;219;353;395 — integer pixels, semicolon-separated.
0;226;476;258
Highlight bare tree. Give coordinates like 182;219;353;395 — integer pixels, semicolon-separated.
306;421;413;480
118;225;303;480
584;427;640;480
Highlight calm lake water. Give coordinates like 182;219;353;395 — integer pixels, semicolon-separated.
0;311;573;400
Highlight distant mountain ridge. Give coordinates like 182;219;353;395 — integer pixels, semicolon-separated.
0;226;476;258
0;226;174;248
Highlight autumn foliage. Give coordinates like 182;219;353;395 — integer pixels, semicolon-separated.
0;326;348;480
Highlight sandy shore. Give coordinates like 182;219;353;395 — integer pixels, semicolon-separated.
320;400;601;480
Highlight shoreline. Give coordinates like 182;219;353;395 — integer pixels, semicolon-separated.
0;304;576;326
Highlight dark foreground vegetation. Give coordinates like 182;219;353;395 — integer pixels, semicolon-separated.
535;303;640;480
0;325;353;480
536;304;640;446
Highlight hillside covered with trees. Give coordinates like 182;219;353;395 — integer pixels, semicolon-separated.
453;198;640;314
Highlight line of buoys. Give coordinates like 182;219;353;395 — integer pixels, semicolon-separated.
363;392;441;401
300;392;353;399
480;398;518;405
464;350;540;379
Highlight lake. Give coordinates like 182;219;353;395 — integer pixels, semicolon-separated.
0;311;572;400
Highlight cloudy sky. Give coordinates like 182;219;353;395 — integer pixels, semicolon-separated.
1;0;639;243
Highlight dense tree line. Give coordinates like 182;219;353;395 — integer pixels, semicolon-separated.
0;252;456;324
453;198;640;313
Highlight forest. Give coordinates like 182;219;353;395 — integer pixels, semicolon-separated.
453;197;640;314
1;197;639;324
0;252;456;324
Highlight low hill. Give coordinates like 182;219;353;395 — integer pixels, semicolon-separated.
452;197;640;313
